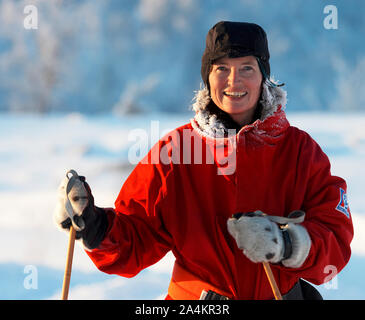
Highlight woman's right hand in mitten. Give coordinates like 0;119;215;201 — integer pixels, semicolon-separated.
53;171;109;250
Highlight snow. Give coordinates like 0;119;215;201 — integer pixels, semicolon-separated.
0;111;364;299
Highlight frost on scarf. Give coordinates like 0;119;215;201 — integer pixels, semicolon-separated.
190;81;289;145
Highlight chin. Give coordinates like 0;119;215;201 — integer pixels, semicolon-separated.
224;105;253;115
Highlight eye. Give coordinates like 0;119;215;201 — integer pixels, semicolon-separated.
240;66;254;72
216;66;228;72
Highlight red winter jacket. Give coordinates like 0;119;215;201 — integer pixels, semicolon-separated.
86;86;353;299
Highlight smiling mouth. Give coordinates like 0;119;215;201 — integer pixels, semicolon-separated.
223;91;248;98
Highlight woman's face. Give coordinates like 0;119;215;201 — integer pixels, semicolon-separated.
208;55;263;126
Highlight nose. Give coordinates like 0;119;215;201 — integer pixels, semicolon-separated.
227;67;241;86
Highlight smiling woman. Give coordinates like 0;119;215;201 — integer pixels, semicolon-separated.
53;20;353;301
209;56;263;126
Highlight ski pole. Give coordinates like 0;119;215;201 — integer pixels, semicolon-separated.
61;225;76;300
262;262;283;300
60;169;86;300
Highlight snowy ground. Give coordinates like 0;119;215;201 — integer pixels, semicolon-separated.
0;111;364;300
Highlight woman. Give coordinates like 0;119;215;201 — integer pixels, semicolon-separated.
54;21;353;299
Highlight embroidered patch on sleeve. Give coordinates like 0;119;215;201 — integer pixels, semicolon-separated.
336;188;350;218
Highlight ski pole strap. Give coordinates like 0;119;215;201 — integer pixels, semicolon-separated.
66;170;80;194
168;262;232;300
233;210;305;225
64;169;86;231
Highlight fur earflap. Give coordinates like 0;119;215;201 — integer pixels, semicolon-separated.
260;82;287;120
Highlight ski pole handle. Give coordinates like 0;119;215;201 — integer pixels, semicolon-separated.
61;226;76;300
262;262;283;300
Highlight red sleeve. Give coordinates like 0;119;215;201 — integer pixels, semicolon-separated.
86;150;174;278
274;132;354;284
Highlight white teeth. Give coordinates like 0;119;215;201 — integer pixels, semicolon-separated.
224;91;247;97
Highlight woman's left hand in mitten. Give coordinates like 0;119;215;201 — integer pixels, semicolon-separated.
227;211;311;268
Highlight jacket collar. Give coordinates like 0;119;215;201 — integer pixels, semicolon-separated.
191;82;288;139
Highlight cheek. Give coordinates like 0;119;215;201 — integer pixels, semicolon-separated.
246;78;262;98
209;75;221;90
209;75;224;100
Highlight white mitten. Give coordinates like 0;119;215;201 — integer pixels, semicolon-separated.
227;211;311;268
53;170;108;250
54;172;88;231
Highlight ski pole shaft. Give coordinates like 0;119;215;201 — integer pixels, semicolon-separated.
61;226;76;300
262;262;283;300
